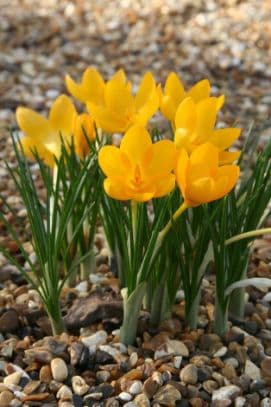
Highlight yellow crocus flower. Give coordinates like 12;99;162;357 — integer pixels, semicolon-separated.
16;95;95;166
66;68;160;134
160;72;224;122
174;97;241;164
98;125;176;202
176;143;240;207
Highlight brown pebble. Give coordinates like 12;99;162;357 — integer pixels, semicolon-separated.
39;365;53;383
261;358;271;384
23;380;41;395
0;309;19;332
22;393;50;402
143;377;160;398
153;384;182;405
221;364;237;380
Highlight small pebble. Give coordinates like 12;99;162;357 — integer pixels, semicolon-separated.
72;375;89;396
212;385;241;402
50;358;68;382
56;384;73;400
180;364;198;385
118;392;132;402
4;371;22;386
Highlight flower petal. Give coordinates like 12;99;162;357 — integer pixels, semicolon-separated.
187;79;211;102
208;128;241;151
153;173;176;198
174;97;197;130
49;95;77;136
216;95;225;111
98;145;131;177
104;177;131;201
16;107;50;141
186;177;215;205
135;72;156;110
175;148;189;198
105;76;134;117
110;69;127;84
164;72;185;105
120;126;152;164
190;142;219;169
219;150;241;165
142;140;176;174
65;67;105;104
20;136;55;167
194;98;218;137
216;165;240;196
87;103;129;133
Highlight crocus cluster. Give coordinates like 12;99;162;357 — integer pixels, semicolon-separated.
16;68;241;205
13;67;244;343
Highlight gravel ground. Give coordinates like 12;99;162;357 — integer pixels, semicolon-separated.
0;1;271;406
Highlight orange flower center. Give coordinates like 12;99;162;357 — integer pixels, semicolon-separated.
131;165;142;187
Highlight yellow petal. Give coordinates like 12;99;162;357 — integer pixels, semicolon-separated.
49;95;77;136
164;72;185;105
16;107;50;141
130;191;156;202
73;113;95;158
194;98;218;137
174;128;192;151
186;177;215;205
20;136;55;167
104;76;134;118
98;145;132;177
187;79;211;102
216;95;225;111
142;140;176;174
135;72;156;110
136;86;159;127
208;128;241;151
175;149;189;197
120;126;152;164
160;95;178;122
87;103;129;133
104;177;130;201
219;150;241;165
190;142;219;169
216;165;240;196
153;173;176;198
111;69;127;84
175;97;197;130
65;67;105;104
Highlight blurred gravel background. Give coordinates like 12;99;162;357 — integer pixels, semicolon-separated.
0;0;270;130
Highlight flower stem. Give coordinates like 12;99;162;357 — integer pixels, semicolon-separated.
214;295;229;336
229;260;248;319
80;250;96;280
131;200;138;242
226;227;271;245
152;202;187;262
185;290;201;329
46;301;66;336
120;282;147;345
150;276;171;327
158;202;188;244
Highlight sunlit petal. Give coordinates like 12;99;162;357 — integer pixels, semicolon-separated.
175;97;197;130
120;126;152;164
49;95;77;136
208;128;241;151
98;146;132;177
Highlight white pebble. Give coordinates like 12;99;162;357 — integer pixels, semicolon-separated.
50;358;68;382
